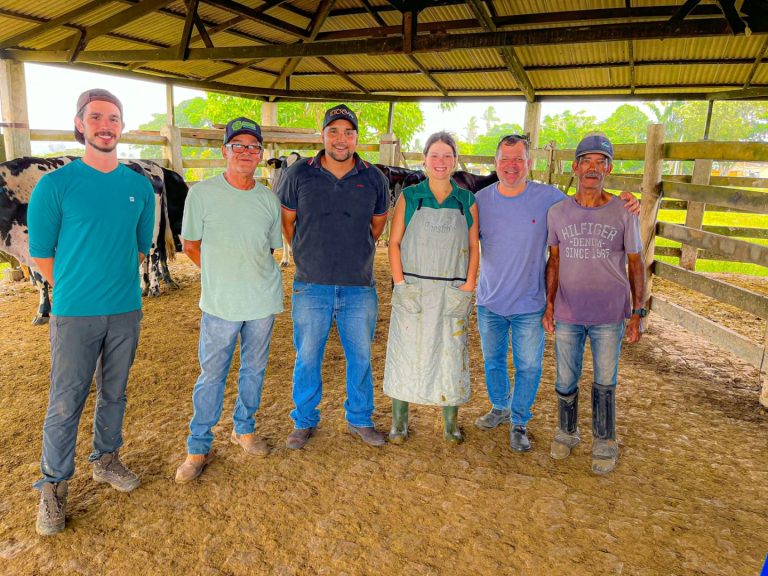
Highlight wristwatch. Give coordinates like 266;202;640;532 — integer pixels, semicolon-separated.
631;308;647;317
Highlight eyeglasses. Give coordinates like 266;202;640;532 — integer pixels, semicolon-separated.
225;143;263;153
500;134;529;143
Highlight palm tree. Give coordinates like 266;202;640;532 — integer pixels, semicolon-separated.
481;106;499;132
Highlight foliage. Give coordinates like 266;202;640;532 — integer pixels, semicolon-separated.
539;110;598;150
481;106;499;132
464;116;479;143
466;123;524;156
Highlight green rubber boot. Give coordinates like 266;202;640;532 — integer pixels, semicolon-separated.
442;406;464;444
389;399;409;444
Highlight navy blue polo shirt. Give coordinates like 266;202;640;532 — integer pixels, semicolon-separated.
277;151;389;286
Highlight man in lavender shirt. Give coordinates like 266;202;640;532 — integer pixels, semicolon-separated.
542;134;645;475
474;135;638;453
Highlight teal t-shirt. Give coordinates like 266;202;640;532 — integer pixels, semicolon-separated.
181;174;283;321
28;160;155;316
403;178;476;230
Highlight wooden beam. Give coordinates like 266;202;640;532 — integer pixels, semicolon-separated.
664;141;768;162
43;0;177;52
4;18;748;63
654;261;768;318
177;0;199;61
202;0;310;39
663;0;701;34
403;11;417;54
639;124;665;315
318;57;370;94
744;37;768;89
0;60;31;158
715;0;747;34
657;222;768;267
706;86;768;100
662;180;768;213
0;1;104;50
406;55;448;97
192;10;214;48
204;59;269;81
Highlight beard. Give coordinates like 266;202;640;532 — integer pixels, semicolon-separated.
326;147;353;163
85;132;118;153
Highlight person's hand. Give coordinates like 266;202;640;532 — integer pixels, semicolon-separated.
619;191;641;216
542;307;555;333
457;281;475;292
625;315;642;343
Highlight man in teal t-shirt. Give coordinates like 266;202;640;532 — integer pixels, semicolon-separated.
28;89;155;536
175;117;283;484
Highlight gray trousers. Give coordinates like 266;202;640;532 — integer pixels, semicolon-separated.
35;310;142;488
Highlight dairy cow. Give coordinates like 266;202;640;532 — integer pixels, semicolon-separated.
267;152;301;267
0;156;185;324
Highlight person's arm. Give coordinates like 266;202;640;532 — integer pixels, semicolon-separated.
388;196;407;284
32;257;55;286
542;245;560;333
183;239;202;269
282;208;297;244
618;191;640;216
625;252;645;343
371;213;388;241
459;203;480;292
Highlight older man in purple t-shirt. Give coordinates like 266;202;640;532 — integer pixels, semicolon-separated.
542;134;645;475
474;135;638;454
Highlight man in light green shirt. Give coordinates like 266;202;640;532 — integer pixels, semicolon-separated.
175;117;283;483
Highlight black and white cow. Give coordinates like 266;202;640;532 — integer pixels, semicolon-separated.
266;152;301;267
0;156;186;324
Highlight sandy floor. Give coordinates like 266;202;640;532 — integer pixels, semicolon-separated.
0;250;766;576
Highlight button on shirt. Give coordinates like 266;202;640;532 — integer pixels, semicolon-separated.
277;151;389;286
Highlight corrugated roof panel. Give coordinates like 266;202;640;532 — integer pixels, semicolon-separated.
265;6;311;29
144;59;231;80
229;17;301;45
416;49;504;70
293;58;333;74
85;36;164;52
529;67;629;89
321;13;381;32
518;42;628;66
751;64;768;85
115;13;185;46
205;67;281;88
419;3;475;23
636;63;750;87
493;0;625;16
290;75;364;92
355;73;438;92
324;53;418;72
439;71;515;91
635;36;768;61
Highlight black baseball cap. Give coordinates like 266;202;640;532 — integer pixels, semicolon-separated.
322;104;358;132
74;88;123;144
224;117;263;144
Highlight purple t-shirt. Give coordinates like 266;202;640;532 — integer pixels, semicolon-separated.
547;196;641;325
476;181;565;316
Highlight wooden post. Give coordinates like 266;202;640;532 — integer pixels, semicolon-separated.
546;143;556;185
161;84;183;176
379;133;399;167
761;322;768;409
0;60;32;159
523;100;541;150
639;124;665;316
679;153;713;270
261;102;278;165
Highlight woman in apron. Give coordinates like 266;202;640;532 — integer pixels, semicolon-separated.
383;131;480;444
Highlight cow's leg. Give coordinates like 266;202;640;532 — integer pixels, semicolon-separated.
140;258;150;297
146;249;162;297
159;257;179;289
280;234;292;267
32;278;51;325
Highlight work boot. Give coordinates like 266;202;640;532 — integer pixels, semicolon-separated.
550;389;580;460
92;450;140;492
175;453;214;484
230;431;269;456
348;424;386;447
443;406;464;444
286;427;316;450
36;481;68;536
474;408;511;431
510;425;531;452
389;399;409;444
591;383;618;475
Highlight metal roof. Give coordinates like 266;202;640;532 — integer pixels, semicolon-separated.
0;0;767;102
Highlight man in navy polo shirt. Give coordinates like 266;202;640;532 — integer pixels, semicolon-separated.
277;104;389;449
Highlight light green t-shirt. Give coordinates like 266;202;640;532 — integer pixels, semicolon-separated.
181;174;283;321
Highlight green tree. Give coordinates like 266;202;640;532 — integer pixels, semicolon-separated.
539;110;598;150
465;116;479;143
598;104;650;173
469;123;524;156
481;106;500;132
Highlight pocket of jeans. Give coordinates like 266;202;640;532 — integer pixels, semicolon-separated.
391;283;421;314
444;286;473;318
292;280;309;295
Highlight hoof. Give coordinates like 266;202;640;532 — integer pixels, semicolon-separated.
166;281;180;290
280;261;289;268
32;315;49;326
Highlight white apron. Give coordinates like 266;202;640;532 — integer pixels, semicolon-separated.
383;197;472;405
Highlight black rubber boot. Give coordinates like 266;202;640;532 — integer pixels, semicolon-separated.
591;383;618;475
389;399;409;444
550;389;580;460
442;406;464;444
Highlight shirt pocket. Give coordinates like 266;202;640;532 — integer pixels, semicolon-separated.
391;283;422;314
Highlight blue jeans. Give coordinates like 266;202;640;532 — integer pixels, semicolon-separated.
36;311;142;488
555;321;625;395
290;281;378;429
476;306;545;426
187;312;275;455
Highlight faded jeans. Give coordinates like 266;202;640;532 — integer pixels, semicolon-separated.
290;281;378;429
554;321;625;394
476;305;545;426
187;312;275;455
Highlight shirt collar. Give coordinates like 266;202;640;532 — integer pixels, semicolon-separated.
310;150;369;174
411;177;464;201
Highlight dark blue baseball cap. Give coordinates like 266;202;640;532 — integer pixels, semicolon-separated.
575;134;613;161
322;104;358;132
224;117;263;144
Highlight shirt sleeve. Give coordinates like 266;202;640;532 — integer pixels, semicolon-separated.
276;165;298;211
181;185;204;241
269;194;283;250
625;213;642;254
137;180;155;256
28;174;62;259
373;170;389;216
546;206;559;246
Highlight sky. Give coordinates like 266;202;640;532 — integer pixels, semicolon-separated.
8;63;624;155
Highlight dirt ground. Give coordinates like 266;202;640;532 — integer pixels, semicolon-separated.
0;250;766;576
